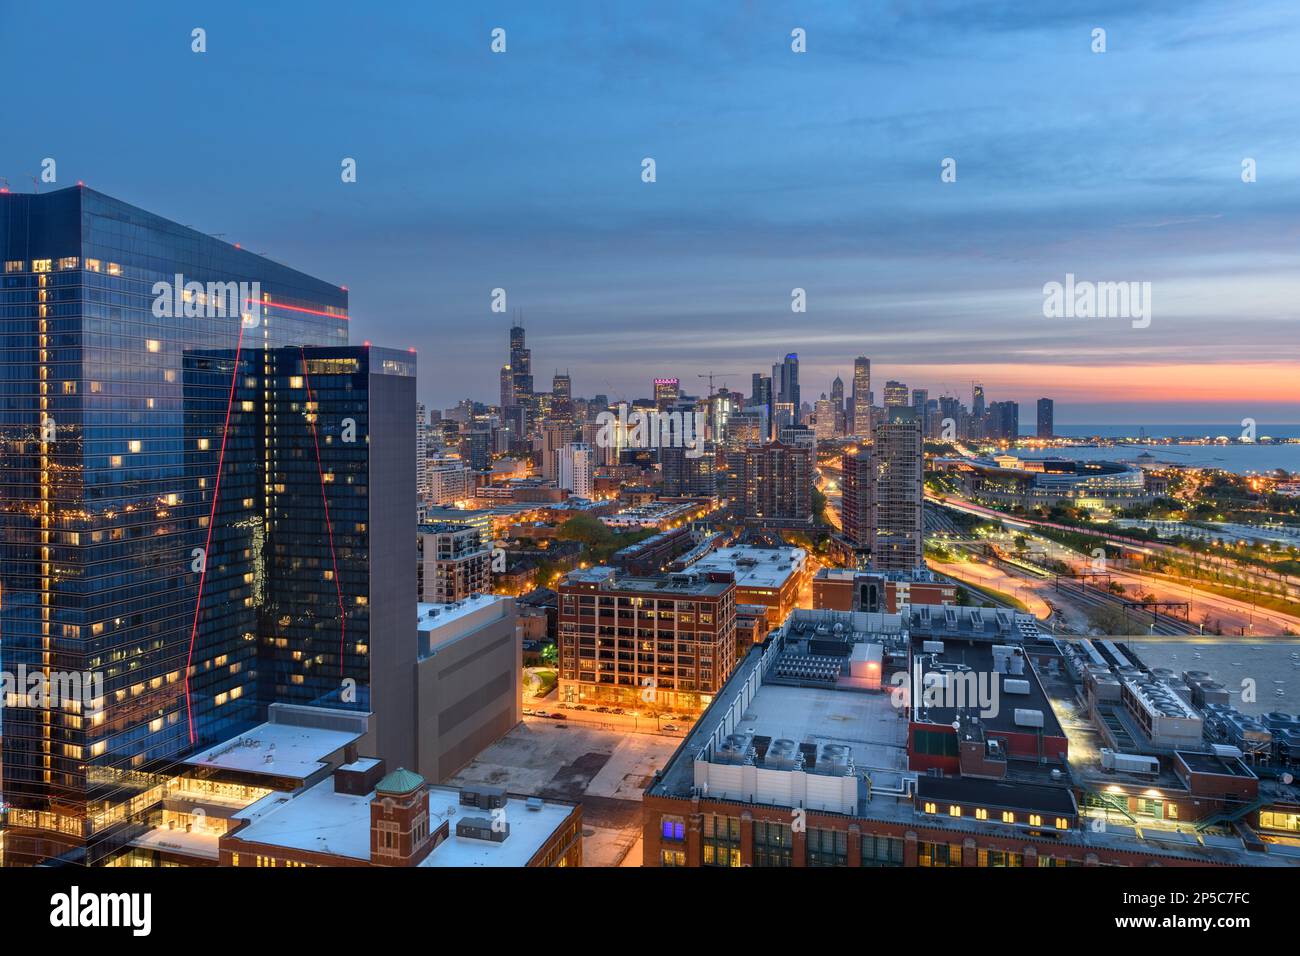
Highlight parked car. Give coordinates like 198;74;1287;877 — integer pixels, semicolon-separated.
534;710;549;718
522;708;535;716
595;706;610;713
662;724;680;732
548;712;567;720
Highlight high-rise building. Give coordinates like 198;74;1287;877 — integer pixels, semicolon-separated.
972;383;986;420
852;356;872;437
814;395;838;442
557;567;737;712
661;443;717;496
417;401;429;503
866;418;925;571
417;523;492;603
776;353;800;416
883;380;910;408
1037;398;1054;439
742;442;814;527
0;188;423;866
557;441;594;498
989;400;1020;442
911;388;929;436
654;377;680;410
839;450;872;553
551;371;574;424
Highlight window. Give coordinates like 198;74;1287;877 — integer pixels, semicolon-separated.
85;258;101;272
1001;811;1015;824
754;820;792;867
948;805;962;817
861;833;904;867
1055;817;1069;830
701;814;741;867
975;808;988;820
918;842;961;867
1028;814;1043;827
807;827;848;867
923;801;937;814
4;260;23;273
32;258;52;273
660;815;685;842
660;849;686;867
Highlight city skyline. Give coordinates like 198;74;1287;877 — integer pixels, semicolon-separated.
4;1;1299;422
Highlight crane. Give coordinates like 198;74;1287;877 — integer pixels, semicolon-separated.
696;371;739;398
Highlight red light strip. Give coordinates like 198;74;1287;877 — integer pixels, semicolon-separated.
244;298;349;321
300;347;347;677
184;322;246;744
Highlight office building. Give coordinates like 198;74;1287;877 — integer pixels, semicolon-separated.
851;356;872;437
660;443;717;497
557;567;737;712
654;377;680;410
0;187;427;866
883;380;910;408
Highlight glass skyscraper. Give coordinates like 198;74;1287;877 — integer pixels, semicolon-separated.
0;187;413;865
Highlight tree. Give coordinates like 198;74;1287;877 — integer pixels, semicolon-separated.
540;642;558;666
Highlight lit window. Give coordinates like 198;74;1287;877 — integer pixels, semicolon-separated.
128;440;141;453
923;802;937;815
32;259;52;273
1029;814;1043;827
106;262;122;276
146;339;161;353
975;808;988;820
84;258;101;272
1055;817;1069;829
948;805;962;817
57;257;79;270
198;438;210;450
110;455;122;467
1001;811;1014;824
4;260;24;273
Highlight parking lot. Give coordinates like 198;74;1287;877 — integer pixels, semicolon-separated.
445;719;684;866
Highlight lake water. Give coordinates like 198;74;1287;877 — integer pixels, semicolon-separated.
1017;438;1300;476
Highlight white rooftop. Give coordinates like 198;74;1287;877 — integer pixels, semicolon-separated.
228;775;572;866
691;546;807;590
417;594;511;657
183;721;363;780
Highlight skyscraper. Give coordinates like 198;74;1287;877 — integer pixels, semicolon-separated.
0;188;415;865
852;356;872;437
551;370;574;424
776;353;800;417
883;380;910;408
654;377;680;410
1037;398;1055;439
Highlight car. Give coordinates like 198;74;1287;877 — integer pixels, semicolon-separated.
611;708;625;715
595;706;610;713
522;708;535;716
534;710;549;718
548;712;567;720
573;705;588;711
662;724;680;732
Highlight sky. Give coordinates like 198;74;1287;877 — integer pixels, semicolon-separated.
3;0;1299;425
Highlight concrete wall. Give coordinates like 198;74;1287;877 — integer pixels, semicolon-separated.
415;600;521;782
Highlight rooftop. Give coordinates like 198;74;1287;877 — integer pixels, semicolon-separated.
227;776;574;867
688;545;807;590
183;715;364;781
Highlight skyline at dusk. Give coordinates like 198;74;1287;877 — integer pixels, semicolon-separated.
4;0;1298;421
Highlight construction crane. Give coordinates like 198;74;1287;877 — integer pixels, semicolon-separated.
697;371;739;398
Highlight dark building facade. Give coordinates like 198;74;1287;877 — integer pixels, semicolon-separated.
1036;398;1054;439
0;187;414;865
742;442;813;528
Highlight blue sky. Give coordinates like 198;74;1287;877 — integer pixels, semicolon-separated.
3;0;1298;423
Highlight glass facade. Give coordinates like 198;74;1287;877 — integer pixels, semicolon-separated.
0;187;368;865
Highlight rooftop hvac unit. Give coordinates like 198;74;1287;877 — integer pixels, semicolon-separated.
459;786;506;810
1014;708;1044;729
765;738;801;770
457;816;509;843
1003;679;1032;696
922;641;944;654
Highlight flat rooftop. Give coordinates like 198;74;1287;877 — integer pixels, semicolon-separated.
183;721;363;781
910;636;1066;739
689;546;806;590
227;776;574;867
564;566;733;597
417;594;510;657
